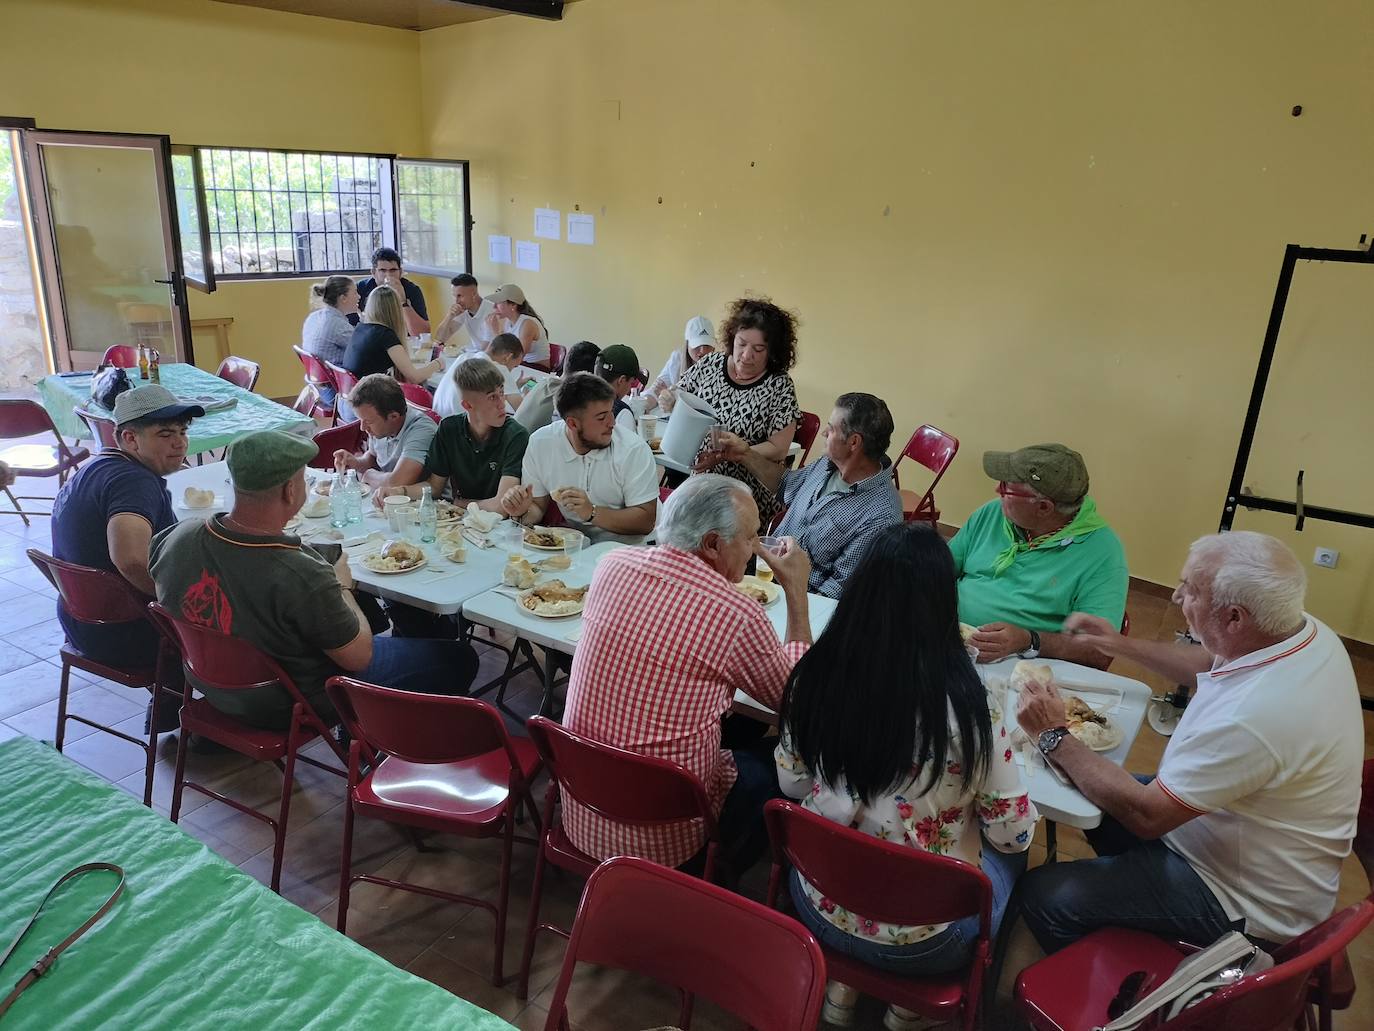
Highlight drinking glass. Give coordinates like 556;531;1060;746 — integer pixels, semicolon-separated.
561;529;586;564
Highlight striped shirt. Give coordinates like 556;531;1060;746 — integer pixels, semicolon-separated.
775;458;903;598
562;546;809;867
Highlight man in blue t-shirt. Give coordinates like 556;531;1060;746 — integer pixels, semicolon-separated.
51;385;204;726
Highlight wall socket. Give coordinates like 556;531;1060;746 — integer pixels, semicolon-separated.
1313;547;1339;569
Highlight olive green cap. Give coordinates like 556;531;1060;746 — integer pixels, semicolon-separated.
226;430;318;492
982;443;1089;504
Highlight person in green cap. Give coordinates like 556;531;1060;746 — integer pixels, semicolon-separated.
149;429;479;729
594;343;644;434
950;443;1127;669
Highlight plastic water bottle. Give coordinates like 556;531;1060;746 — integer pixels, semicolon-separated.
417;485;437;543
344;471;363;525
329;471;348;529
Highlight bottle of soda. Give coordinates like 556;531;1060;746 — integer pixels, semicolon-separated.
149;349;161;384
329;471;348;529
137;342;149;381
417;485;437;543
344;471;364;525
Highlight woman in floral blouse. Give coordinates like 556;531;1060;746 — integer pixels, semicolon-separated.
776;523;1037;1028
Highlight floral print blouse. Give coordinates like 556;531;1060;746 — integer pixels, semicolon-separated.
775;690;1037;945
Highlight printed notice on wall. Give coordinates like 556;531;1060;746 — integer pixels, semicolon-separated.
488;235;512;265
567;213;595;246
534;208;561;240
515;240;541;272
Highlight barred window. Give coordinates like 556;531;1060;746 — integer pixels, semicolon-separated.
396;159;471;277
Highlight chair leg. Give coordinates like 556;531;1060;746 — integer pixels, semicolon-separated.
141;686;161;808
271;722;303;893
54;661;72;752
3;486;29;527
492;811;515;987
517;843;550;1000
169;716;192;823
337;795;356;934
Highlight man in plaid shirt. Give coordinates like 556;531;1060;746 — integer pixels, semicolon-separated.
562;474;814;877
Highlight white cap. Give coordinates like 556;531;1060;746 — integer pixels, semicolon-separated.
684;315;715;348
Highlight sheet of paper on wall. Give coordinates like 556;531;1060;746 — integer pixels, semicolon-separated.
488;235;512;265
533;208;561;240
515;240;541;272
567;213;595;246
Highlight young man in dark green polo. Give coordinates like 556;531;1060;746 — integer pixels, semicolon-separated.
951;442;1127;670
379;357;528;510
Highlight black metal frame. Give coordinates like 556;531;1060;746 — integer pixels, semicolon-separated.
1219;242;1374;534
457;0;564;19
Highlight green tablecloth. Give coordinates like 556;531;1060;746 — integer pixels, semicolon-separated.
38;364;314;456
0;737;515;1030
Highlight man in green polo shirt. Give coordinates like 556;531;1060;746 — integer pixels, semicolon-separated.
950;443;1127;670
380;356;529;509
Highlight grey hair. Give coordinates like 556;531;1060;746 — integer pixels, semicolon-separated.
657;474;751;551
1187;531;1307;635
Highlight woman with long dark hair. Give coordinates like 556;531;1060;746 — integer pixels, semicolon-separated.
777;523;1036;1028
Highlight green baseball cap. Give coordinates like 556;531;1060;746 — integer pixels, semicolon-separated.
596;343;642;383
983;443;1088;504
226;430;319;493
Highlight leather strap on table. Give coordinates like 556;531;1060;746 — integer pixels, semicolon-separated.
0;862;125;1019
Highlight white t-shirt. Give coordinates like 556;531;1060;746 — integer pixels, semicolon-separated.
448;298;497;353
431;353;522;419
655;348;685;389
521;422;659;544
500;313;549;364
1159;616;1362;943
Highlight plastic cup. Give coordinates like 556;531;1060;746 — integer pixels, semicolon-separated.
382;495;412;535
561;529;585;562
758;535;783;554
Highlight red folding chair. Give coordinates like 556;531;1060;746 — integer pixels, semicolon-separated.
547;342;566;376
543;856;826;1031
324;677;542;986
326;361;360;425
100;344;139;368
517;716;721;1000
309;421;365;470
893;424;959;527
215;355;261;393
292;345;337;420
0;400;91;525
73;404;119;451
764;799;993;1031
27;550;178;808
1015;897;1374;1031
794;410;822;467
146;602;347;893
398;381;434;409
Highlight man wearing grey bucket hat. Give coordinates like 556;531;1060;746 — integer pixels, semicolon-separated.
50;384;206;731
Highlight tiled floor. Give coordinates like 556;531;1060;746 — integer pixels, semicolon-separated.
1;470;1371;1028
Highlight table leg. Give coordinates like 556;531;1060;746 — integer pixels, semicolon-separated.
538;650;558;718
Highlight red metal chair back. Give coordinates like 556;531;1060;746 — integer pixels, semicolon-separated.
27;549;148;625
795;410;822;467
766;798;991;932
146;601;287;695
73;405;119;450
526;716;717;833
399;382;434;408
100;345;139;368
548;343;566;375
0;399;66;442
293;345;337;391
216;356;261;392
326;676;525;769
309;421;365;470
894;423;959;523
1153;899;1374;1030
543;856;826;1031
326;361;360;401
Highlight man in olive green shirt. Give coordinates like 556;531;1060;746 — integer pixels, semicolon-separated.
950;443;1127;669
380;356;528;509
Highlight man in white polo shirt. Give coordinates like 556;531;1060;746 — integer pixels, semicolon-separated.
1015;530;1362;951
500;372;659;544
431;273;496;353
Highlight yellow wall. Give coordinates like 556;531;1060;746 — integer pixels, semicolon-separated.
418;0;1374;642
1;0;426;396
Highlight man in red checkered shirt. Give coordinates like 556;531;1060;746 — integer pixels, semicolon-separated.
562;473;815;877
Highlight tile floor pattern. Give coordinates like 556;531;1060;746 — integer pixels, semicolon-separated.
1;473;1372;1028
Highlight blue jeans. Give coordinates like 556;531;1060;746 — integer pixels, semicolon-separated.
1018;776;1244;953
680;741;781;882
309;636;479;725
790;837;1028;976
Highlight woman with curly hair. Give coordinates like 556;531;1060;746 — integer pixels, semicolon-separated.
681;296;802;525
776;523;1036;1027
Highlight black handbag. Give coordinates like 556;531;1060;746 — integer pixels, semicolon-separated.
90;365;132;411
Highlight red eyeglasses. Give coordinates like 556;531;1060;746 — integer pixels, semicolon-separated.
995;481;1041;500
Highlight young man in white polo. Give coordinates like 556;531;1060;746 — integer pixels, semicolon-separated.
500;373;658;544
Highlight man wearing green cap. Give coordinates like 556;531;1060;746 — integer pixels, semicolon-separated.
149;430;479;729
950;443;1127;669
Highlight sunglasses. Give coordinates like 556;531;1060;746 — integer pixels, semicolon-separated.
995;481;1041;500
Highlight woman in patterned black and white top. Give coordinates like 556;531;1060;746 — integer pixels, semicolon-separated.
680;297;801;525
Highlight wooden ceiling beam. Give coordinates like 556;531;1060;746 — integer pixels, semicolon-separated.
453;0;563;20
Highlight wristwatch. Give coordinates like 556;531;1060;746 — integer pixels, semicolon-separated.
1038;725;1071;756
1018;629;1042;658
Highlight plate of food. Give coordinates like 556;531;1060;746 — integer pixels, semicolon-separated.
735;575;781;607
361;540;427;575
312;479;333;497
1006;662;1124;752
434;499;462;524
517;579;589;618
178;487;221;511
523;527;567;551
299;495;331;519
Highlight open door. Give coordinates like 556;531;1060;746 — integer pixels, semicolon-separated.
22;130;195;371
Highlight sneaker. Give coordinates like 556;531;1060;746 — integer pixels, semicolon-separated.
883;1004;943;1031
822;982;858;1027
